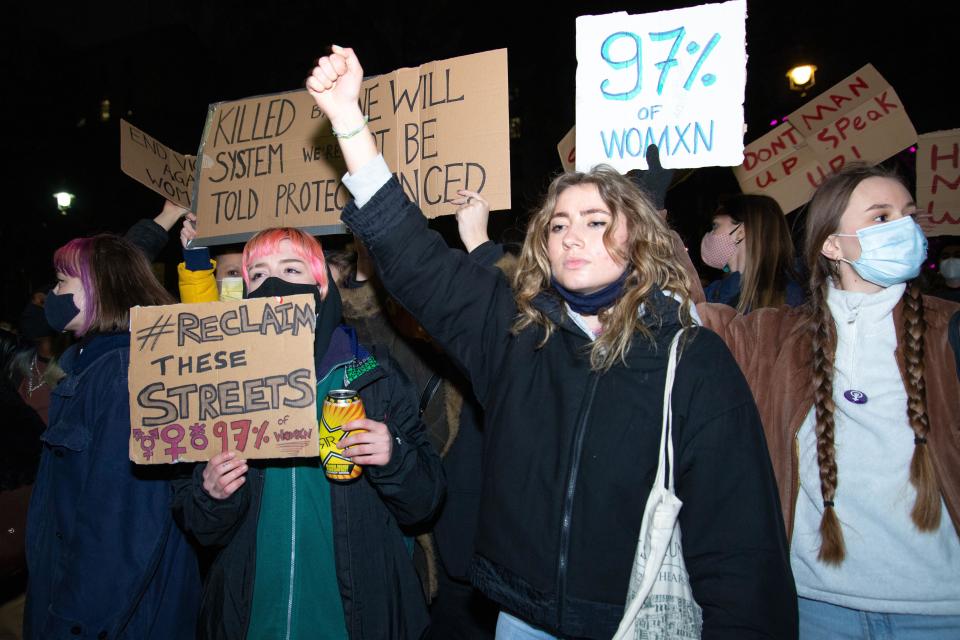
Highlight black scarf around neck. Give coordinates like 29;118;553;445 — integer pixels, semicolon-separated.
244;275;343;361
550;268;630;316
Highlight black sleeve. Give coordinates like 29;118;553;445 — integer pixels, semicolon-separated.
468;240;505;268
362;350;446;528
124;218;169;261
170;462;251;548
673;330;798;639
342;178;517;404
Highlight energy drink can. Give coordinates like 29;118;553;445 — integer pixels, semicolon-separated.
320;389;365;481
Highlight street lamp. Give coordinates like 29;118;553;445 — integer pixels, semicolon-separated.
54;191;75;214
787;64;817;96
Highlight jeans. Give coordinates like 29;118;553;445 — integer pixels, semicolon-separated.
799;597;960;639
495;613;558;640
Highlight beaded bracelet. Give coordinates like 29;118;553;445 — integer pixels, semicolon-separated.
333;116;370;139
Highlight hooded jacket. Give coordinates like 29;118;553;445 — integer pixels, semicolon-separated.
342;178;798;639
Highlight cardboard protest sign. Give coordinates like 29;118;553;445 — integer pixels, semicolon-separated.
916;128;960;237
732;122;828;213
575;0;747;172
785;64;916;173
193;49;511;246
558;126;576;171
128;295;319;464
120;119;196;208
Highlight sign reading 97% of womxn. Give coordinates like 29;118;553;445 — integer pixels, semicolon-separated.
575;0;747;171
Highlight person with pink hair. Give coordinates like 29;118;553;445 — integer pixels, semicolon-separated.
173;226;445;640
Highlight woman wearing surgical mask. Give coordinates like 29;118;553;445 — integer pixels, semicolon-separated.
697;165;960;638
171;227;445;640
700;194;804;312
24;235;201;640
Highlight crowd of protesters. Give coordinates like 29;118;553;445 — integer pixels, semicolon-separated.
0;44;957;640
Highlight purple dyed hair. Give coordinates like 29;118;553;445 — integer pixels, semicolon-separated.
53;237;98;335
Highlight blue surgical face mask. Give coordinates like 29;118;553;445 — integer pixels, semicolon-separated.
831;215;928;287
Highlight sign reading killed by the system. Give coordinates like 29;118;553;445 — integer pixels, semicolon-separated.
128;295;319;464
193;49;511;246
785;64;916;174
120;119;196;209
916;128;960;237
575;0;747;172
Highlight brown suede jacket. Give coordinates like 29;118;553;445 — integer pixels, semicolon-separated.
695;296;960;540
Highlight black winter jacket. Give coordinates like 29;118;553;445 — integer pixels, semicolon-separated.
172;328;445;640
343;178;798;639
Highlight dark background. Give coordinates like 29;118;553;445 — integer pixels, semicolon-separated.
2;0;957;323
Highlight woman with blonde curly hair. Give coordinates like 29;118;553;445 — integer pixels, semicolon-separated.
306;45;797;639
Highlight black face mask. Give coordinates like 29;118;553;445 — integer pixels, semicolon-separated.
244;276;342;362
44;290;80;333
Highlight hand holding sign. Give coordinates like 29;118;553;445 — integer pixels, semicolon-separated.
338;418;393;467
307;45;365;130
181;213;198;250
155;200;191;232
202;451;248;499
452;189;491;253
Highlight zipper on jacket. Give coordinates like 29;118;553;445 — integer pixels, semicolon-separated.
285;468;297;640
555;372;600;629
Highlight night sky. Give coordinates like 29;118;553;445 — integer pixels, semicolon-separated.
2;0;956;322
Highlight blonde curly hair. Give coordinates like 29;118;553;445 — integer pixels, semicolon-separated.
512;165;695;371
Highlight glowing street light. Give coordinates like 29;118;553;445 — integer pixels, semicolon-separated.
787;65;817;95
54;191;75;214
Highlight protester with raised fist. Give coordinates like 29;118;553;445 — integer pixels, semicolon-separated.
306;45;797;639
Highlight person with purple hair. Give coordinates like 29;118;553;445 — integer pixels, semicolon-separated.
24;234;200;640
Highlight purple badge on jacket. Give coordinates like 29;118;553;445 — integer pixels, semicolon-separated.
843;390;868;404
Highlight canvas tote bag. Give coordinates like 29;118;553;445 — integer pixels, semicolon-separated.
613;329;702;640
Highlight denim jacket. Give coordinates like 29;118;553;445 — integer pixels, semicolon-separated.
25;333;200;640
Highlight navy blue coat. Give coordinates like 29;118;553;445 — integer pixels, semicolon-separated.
25;333;200;640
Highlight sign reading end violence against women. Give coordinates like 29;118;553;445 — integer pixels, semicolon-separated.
733;64;917;214
575;0;747;172
120;119;196;209
128;295;320;464
916;129;960;237
192;49;511;246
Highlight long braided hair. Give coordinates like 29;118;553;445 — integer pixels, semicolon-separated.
803;165;939;565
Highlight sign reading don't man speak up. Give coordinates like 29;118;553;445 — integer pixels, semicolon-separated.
193;49;510;246
575;0;747;172
128;295;319;464
733;64;917;214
